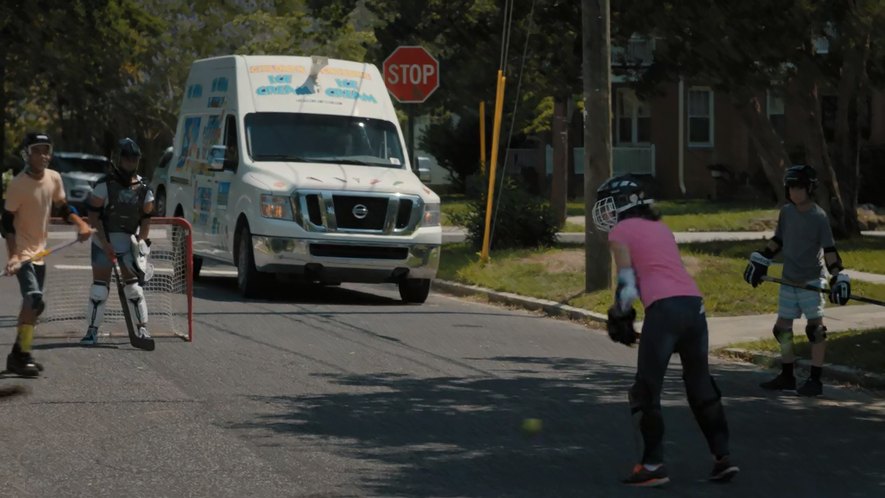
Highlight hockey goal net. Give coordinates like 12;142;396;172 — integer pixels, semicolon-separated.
36;217;193;341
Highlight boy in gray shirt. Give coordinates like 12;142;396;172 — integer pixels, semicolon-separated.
742;165;851;396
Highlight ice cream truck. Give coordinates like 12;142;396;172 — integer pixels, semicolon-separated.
163;55;441;302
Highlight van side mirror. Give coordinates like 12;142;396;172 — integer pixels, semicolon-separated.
418;167;432;183
207;145;226;171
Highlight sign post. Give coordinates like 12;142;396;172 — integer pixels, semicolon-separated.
382;46;440;168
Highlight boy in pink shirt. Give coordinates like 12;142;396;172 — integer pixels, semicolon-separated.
592;174;738;487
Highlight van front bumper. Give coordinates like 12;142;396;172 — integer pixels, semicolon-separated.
251;235;440;282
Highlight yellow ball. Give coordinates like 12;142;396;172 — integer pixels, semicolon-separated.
521;418;543;435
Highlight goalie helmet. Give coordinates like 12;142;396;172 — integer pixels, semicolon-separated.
591;174;654;232
784;164;817;199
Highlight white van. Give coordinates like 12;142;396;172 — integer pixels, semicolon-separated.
164;55;441;302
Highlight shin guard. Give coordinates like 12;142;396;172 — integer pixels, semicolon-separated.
772;325;794;358
629;380;665;464
688;377;730;458
86;281;110;329
123;279;148;327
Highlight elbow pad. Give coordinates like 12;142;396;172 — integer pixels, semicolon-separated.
760;237;782;259
58;203;77;221
824;246;843;275
1;210;14;237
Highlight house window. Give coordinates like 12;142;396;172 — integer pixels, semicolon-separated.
616;88;651;144
767;90;785;139
688;88;714;146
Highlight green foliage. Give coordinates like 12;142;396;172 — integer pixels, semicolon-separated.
419;113;481;191
455;177;561;250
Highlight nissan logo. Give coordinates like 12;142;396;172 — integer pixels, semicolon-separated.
352;204;369;219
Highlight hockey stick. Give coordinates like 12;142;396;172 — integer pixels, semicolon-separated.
761;275;885;307
2;237;82;276
102;221;155;351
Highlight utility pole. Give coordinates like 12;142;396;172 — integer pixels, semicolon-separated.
582;0;613;291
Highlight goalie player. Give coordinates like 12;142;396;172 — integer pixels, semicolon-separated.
593;175;738;487
80;138;154;347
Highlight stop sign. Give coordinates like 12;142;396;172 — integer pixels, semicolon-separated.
382;46;440;104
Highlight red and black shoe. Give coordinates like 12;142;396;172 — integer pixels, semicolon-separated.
622;463;670;487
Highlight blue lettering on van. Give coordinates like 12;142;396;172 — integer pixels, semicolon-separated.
325;88;377;103
256;84;315;96
267;74;292;84
335;78;359;89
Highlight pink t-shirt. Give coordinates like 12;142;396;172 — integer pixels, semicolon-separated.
608;218;701;308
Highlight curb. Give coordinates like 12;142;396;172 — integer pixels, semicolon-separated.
432;279;609;325
432;280;885;390
717;348;885;390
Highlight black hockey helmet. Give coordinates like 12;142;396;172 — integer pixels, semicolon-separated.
118;137;142;158
592;174;654;232
784;164;817;199
20;131;53;160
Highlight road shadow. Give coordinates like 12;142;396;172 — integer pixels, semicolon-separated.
223;355;885;497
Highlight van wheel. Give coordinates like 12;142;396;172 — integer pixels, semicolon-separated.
398;278;431;304
193;256;203;280
237;224;266;298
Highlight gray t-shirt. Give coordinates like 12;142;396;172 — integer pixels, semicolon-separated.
773;203;835;282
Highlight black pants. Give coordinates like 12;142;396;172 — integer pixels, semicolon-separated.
630;296;730;463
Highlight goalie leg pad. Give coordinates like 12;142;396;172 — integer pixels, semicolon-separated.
629;379;665;464
123;279;149;326
805;323;827;344
86;281;109;328
687;376;730;458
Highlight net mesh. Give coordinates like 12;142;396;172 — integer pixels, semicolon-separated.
37;217;193;341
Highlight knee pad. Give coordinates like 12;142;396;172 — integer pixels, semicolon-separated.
805;323;827;344
629;379;655;412
772;325;793;344
86;281;109;328
124;280;148;325
28;293;45;317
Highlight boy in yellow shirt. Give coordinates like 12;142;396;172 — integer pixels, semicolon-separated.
2;132;91;376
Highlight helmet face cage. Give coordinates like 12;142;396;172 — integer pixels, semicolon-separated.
592;196;619;232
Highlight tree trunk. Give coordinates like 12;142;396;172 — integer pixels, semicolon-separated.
550;97;568;224
582;0;612;292
829;6;870;238
730;90;788;205
791;53;849;236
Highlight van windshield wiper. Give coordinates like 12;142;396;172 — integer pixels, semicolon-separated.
252;154;307;162
311;157;401;167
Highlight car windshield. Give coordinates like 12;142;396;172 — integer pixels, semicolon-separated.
244;112;406;168
51;156;109;175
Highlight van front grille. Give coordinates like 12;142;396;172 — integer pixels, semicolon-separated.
294;191;422;235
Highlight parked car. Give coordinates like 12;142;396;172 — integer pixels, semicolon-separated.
149;146;174;216
49;152;112;213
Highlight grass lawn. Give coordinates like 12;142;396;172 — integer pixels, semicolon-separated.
566;199;779;232
438;239;885;318
440;195;471;226
721;328;885;375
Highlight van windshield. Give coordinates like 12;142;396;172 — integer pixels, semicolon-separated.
245;112;406;168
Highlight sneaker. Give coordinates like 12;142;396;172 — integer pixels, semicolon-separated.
137;326;151;339
6;352;40;377
760;373;796;391
797;378;823;397
622;463;670;487
709;457;740;482
80;326;99;345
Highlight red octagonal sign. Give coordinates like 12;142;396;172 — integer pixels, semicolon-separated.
383;46;440;104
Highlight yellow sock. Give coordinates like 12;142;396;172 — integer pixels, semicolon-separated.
17;324;35;353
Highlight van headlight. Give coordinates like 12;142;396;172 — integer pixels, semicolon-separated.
260;194;294;220
422;202;440;227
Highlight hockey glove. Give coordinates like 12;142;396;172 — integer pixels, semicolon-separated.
743;252;770;288
829;273;851;305
606;305;637;346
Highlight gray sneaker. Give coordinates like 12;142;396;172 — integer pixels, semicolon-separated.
79;327;99;345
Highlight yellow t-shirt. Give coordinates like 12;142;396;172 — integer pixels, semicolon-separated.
3;169;65;260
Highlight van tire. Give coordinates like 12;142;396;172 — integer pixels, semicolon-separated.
193;256;203;280
236;224;266;298
154;187;166;217
398;278;431;304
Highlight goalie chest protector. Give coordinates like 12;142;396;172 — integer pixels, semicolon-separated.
103;178;149;234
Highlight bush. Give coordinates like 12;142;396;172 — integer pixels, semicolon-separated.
453;177;562;250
